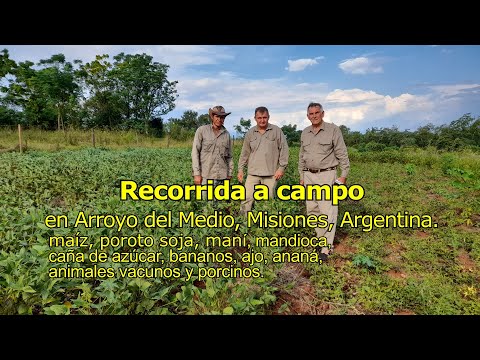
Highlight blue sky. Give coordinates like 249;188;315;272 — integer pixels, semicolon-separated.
1;45;479;136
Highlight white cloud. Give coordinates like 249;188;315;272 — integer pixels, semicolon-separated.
326;89;384;104
177;75;327;110
174;72;441;133
322;89;434;127
338;56;383;75
172;72;476;134
285;56;325;72
428;84;480;98
325;106;369;126
384;93;433;114
172;72;330;132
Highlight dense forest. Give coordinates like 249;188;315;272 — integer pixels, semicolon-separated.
1;49;479;151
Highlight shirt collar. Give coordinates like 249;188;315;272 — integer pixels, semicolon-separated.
308;121;325;133
254;124;272;132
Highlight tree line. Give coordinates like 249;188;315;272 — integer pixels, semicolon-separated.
339;115;479;151
1;49;479;151
235;115;479;151
0;49;177;135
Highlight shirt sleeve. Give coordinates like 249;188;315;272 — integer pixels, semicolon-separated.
191;127;203;176
228;134;234;177
298;132;306;182
277;129;289;172
237;129;251;174
333;126;350;178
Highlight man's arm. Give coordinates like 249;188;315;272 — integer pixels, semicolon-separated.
227;133;233;179
332;126;350;181
191;128;203;184
275;129;289;180
298;132;306;184
237;130;252;183
277;129;289;172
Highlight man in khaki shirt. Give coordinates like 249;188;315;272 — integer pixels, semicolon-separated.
299;102;350;261
192;105;234;192
237;106;289;214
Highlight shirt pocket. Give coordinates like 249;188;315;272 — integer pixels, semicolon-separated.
265;131;277;142
249;135;260;151
202;139;215;152
303;139;331;155
302;138;312;151
267;137;277;151
266;135;277;152
220;138;231;158
314;140;332;154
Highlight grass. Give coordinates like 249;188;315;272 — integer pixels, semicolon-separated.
0;128;201;151
300;155;480;315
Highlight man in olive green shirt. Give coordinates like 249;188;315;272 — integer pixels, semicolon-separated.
299;102;350;261
238;106;289;214
192;105;234;194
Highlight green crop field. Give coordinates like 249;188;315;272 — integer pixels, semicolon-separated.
1;145;479;315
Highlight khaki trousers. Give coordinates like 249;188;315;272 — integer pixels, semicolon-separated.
303;170;337;247
240;175;277;214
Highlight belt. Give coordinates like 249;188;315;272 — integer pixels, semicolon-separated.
303;166;336;173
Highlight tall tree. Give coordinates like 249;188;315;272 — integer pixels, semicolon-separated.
78;54;124;128
436;113;479;150
234;118;251;138
110;53;178;133
2;60;54;128
35;54;81;131
168;110;209;129
415;123;437;148
0;49;20;126
0;105;23;126
0;49;17;79
165;111;210;140
3;54;81;130
281;123;301;145
78;54;112;93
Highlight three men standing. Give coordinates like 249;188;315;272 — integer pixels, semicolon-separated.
192;102;350;262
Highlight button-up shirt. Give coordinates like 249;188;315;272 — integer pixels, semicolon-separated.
192;124;233;179
238;124;289;176
298;121;350;182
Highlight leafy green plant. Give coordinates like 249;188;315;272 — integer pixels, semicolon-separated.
352;254;377;270
405;163;416;175
447;167;479;190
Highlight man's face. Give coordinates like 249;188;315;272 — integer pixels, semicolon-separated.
255;111;269;130
212;114;226;129
307;106;324;126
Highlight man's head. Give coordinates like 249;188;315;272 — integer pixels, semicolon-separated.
254;106;270;130
307;102;324;126
209;105;231;129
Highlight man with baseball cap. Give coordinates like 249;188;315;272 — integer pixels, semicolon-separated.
192;105;234;195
